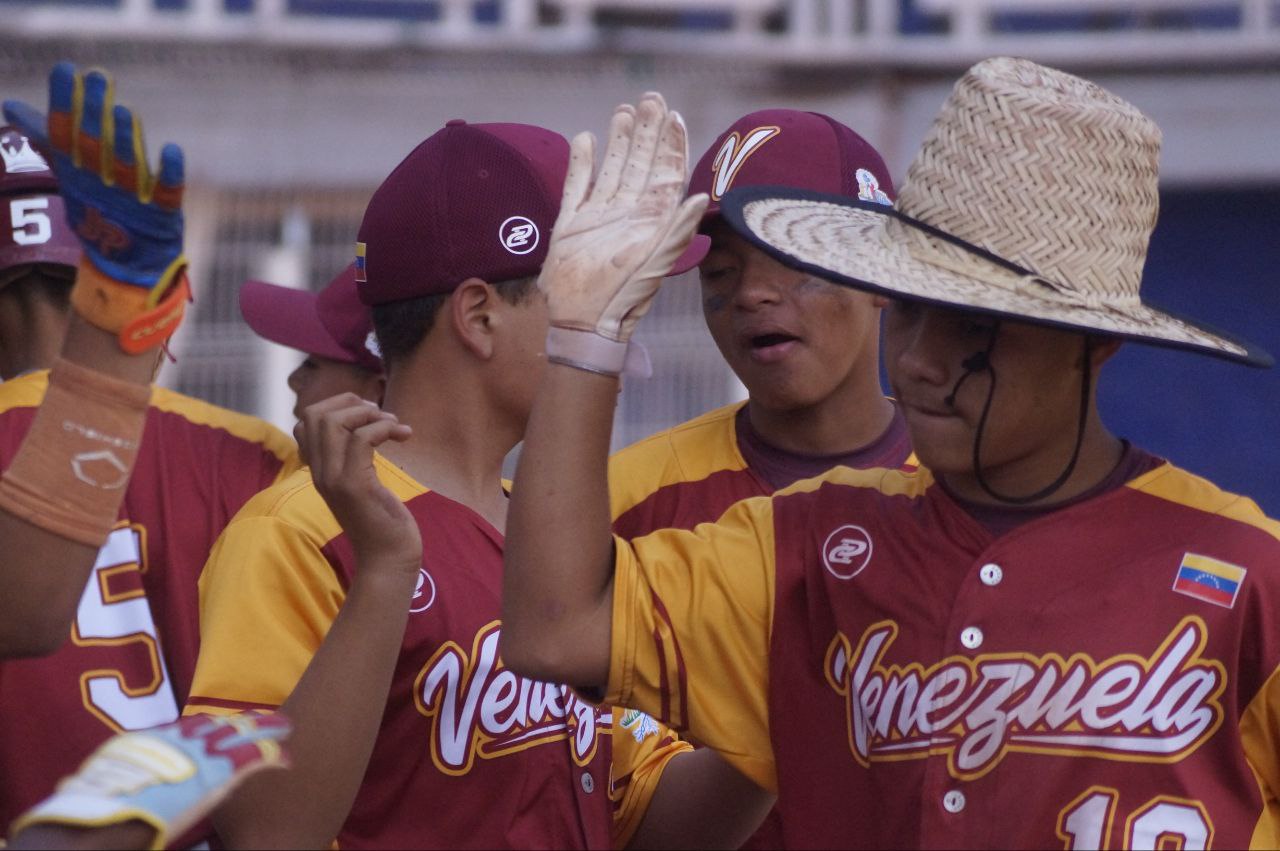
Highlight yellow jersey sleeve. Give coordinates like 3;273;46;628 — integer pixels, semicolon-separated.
185;484;345;715
1241;665;1280;849
606;494;778;792
609;709;693;848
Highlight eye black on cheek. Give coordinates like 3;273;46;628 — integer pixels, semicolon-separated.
704;292;730;314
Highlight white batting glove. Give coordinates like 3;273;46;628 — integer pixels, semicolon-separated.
540;92;709;376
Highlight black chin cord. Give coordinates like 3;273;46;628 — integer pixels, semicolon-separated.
944;327;1095;506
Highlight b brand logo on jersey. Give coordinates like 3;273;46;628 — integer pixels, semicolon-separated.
824;615;1225;781
709;126;781;201
409;569;436;613
415;621;609;775
822;524;873;579
499;216;539;256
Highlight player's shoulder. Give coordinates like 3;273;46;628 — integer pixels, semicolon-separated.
149;385;297;465
698;464;933;537
610;402;747;502
773;461;935;503
227;453;428;543
1126;461;1280;546
0;369;48;414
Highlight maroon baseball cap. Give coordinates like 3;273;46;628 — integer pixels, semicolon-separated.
240;263;382;372
356;118;707;306
689;109;895;220
0;125;81;280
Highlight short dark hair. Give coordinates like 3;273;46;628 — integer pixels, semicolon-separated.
0;265;74;310
371;275;539;366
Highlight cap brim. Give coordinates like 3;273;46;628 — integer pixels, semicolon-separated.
721;186;1273;368
667;234;710;276
239;280;356;364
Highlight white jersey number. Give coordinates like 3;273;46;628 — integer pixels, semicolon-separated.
1058;788;1212;850
9;198;52;246
72;526;180;732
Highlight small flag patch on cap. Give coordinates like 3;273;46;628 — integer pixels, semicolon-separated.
1172;553;1246;609
354;242;367;283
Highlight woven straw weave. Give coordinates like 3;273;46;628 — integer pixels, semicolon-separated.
897;58;1158;305
726;57;1269;365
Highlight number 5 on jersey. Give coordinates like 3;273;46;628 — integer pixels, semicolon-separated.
72;525;180;732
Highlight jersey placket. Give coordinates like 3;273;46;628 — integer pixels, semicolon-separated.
919;546;1009;847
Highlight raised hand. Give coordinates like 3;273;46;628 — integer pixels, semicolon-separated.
296;393;421;573
540;93;708;349
12;712;291;848
3;62;189;353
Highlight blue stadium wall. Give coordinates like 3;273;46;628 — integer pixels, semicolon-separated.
1098;187;1279;515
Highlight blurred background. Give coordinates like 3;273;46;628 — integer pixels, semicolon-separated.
3;0;1278;509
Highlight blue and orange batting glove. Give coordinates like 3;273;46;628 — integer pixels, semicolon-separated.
3;62;190;354
9;713;290;850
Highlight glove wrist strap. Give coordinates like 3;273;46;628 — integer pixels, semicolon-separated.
71;257;191;354
546;326;629;378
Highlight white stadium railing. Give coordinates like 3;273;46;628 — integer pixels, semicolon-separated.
4;1;1279;67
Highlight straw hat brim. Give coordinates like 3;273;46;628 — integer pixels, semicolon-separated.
721;186;1272;368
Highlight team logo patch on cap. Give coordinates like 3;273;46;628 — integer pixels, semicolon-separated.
1;133;48;174
500;216;540;256
856;169;891;205
354;242;367;283
822;524;873;580
1172;553;1246;609
710;126;780;201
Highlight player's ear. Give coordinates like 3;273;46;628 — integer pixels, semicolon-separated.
449;278;497;360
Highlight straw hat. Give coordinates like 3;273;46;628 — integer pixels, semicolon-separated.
720;57;1272;367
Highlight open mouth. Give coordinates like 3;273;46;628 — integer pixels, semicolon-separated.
751;333;798;349
747;332;801;362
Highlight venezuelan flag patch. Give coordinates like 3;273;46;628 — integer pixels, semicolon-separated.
1172;553;1246;609
354;242;367;283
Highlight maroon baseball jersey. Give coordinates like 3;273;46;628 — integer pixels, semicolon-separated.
606;459;1280;849
186;458;613;849
0;370;299;826
608;400;913;848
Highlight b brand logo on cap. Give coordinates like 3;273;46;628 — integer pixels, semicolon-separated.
822;524;873;580
500;216;540;256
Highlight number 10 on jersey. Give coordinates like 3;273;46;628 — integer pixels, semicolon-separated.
1057;787;1213;850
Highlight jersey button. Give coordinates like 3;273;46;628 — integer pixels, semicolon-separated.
943;790;966;813
580;772;595;794
979;563;1003;586
960;626;984;650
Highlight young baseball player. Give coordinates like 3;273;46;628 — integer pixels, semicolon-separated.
239;262;385;420
611;109;910;542
0;66;300;827
501;65;1280;849
608;109;912;849
184;117;707;848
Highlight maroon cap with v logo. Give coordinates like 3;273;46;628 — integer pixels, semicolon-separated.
689;109;895;220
